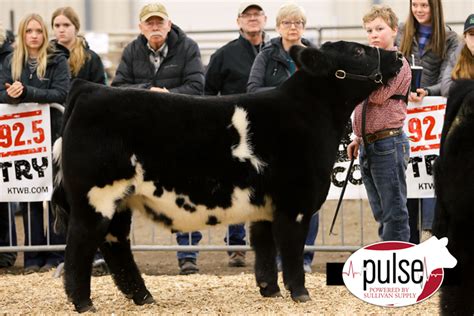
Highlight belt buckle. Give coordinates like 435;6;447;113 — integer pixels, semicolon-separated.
367;134;377;144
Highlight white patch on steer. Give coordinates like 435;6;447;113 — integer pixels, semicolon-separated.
87;158;145;219
130;154;137;167
138;186;273;232
87;160;273;232
296;213;304;223
52;138;62;185
105;233;119;243
88;179;131;219
230;106;265;173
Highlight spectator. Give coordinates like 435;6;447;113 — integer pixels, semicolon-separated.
0;13;70;273
441;13;474;96
205;2;268;268
396;0;459;243
0;21;17;269
347;4;411;242
247;2;319;273
51;7;106;84
111;3;205;275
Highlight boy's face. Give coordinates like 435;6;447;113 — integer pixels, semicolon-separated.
364;17;397;50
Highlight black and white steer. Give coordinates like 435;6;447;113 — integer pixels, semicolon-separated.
433;79;474;315
52;41;403;312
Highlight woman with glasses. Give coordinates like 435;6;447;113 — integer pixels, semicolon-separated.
247;3;312;92
246;3;319;274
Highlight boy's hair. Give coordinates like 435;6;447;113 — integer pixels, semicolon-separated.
363;4;398;30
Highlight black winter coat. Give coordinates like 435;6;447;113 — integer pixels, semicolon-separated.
205;34;266;95
247;37;314;92
395;24;459;96
0;48;70;140
0;41;13;72
112;24;204;95
52;39;106;85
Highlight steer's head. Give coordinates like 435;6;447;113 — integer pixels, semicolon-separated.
289;41;403;102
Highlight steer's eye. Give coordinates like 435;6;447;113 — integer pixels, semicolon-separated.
354;47;365;56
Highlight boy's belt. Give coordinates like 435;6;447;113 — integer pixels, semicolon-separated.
365;128;403;144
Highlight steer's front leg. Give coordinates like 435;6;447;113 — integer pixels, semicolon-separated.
273;211;311;302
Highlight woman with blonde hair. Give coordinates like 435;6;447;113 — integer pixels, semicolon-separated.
0;13;69;273
51;7;106;84
441;13;474;96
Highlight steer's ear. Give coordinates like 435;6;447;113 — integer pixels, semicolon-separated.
290;46;331;77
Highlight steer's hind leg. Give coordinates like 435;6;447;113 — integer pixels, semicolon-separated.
65;203;110;313
99;209;154;306
273;211;311;302
250;221;281;298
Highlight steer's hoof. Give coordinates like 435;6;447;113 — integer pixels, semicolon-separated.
133;292;155;306
75;300;96;313
259;283;281;298
292;294;311;303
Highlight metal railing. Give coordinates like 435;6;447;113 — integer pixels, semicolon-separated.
0;199;374;255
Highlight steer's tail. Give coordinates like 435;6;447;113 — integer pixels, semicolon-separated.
51;137;69;234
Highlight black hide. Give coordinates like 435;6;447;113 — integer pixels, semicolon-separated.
433;79;474;315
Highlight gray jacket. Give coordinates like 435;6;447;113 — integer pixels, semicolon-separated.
247;37;314;93
395;23;459;96
440;43;464;97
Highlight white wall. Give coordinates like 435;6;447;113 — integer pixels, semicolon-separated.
1;0;472;34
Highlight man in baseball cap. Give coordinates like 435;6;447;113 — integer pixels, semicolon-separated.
464;13;474;33
238;2;264;16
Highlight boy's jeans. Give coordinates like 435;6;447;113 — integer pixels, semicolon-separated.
359;133;410;242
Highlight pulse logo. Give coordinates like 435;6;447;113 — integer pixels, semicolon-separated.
342;236;457;307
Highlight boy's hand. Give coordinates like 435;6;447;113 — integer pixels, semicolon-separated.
347;139;360;160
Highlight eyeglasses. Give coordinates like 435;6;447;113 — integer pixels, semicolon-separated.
239;12;265;19
280;20;305;29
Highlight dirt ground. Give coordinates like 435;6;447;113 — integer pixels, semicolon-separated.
0;200;438;314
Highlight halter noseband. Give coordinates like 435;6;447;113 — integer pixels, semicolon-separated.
334;47;383;84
